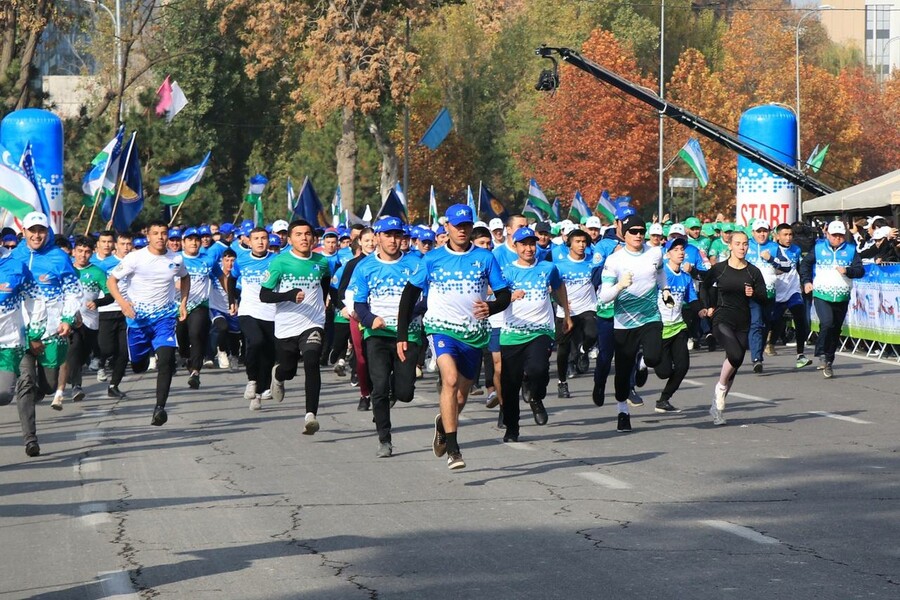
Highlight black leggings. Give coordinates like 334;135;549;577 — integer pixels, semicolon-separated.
176;306;210;373
98;313;128;386
239;316;276;395
66;325;98;388
330;321;352;365
654;329;690;402
500;335;552;433
213;317;241;356
132;346;176;408
612;322;662;402
275;328;324;415
713;321;749;369
556;311;598;382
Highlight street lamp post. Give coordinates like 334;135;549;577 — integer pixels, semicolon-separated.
795;5;831;221
880;35;900;83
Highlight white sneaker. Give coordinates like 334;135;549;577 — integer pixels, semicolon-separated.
260;389;273;401
714;383;727;411
51;392;63;411
588;347;599;360
249;395;261;411
303;412;320;435
686;338;695;350
203;359;215;368
709;404;726;426
244;381;257;401
148;356;157;371
89;357;100;372
96;367;108;383
271;368;284;402
426;356;437;373
217;350;230;370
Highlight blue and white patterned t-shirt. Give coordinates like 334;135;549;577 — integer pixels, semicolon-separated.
500;259;561;345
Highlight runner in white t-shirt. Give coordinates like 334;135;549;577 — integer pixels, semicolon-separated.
108;221;189;427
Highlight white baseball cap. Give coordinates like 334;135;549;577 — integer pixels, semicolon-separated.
473;220;488;229
751;219;771;231
827;220;846;235
561;222;578;235
872;225;891;240
488;218;504;231
22;211;49;230
669;223;686;237
585;216;602;229
271;219;289;233
648;223;664;236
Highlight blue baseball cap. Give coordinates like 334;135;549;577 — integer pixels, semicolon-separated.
338;228;351;240
445;204;474;227
436;225;446;236
616;206;637;220
665;236;687;252
268;234;281;247
374;216;404;234
409;227;420;240
239;224;253;237
2;233;17;244
182;227;200;238
264;224;273;233
418;229;435;243
512;227;538;243
240;219;254;230
219;222;235;235
198;225;212;236
168;228;182;240
133;237;148;248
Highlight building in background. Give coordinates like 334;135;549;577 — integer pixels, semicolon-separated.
820;0;900;79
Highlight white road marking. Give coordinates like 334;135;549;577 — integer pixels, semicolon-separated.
729;392;776;405
702;520;781;545
808;411;872;425
503;442;535;451
97;570;140;600
681;379;704;387
577;472;632;489
76;430;107;441
79;503;111;526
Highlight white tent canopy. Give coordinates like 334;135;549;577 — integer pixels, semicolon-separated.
802;168;900;216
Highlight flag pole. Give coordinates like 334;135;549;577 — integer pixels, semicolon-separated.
83;186;104;234
105;132;137;229
168;201;187;227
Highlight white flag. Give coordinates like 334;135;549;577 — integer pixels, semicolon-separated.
167;81;188;123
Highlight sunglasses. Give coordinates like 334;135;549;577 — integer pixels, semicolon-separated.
626;228;646;236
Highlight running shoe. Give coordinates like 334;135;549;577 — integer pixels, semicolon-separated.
357;396;370;411
432;414;447;457
96;367;108;383
655;399;681;413
447;452;466;470
249;396;261;411
796;354;812;368
71;386;85;403
714;383;727;411
470;385;484;396
752;361;763;374
376;442;393;458
151;406;168;426
576;350;590;374
302;412;320;435
107;385;127;399
334;359;346;377
627;389;644;407
486;390;499;408
51;393;63;411
503;430;519;443
188;372;200;389
634;354;648;387
823;362;834;378
557;382;571;399
350;372;359;387
270;365;285;402
592;386;605;407
244;381;257;401
709;404;726;426
616;412;632;433
25;441;40;457
531;399;548;426
216;350;230;370
588;347;599;360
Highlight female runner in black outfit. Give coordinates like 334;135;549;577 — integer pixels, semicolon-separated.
704;231;768;425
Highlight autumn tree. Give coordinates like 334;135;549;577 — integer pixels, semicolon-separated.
516;28;659;215
217;0;421;211
837;67;900;182
1;0;60;110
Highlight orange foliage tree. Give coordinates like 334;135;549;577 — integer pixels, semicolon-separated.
838;67;900;182
515;28;659;216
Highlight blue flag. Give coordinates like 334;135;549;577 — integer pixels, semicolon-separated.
292;176;329;227
551;198;562;221
101;133;143;232
418;107;453;150
466;185;477;215
478;183;509;221
377;188;408;223
20;144;53;231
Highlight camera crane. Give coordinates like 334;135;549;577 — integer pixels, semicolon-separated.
535;46;836;198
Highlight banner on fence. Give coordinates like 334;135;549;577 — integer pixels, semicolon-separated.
811;264;900;344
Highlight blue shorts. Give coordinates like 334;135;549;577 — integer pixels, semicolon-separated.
431;333;481;381
210;309;241;333
487;328;501;353
127;317;178;364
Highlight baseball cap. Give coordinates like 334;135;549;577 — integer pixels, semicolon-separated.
168;228;183;240
133;237;148;249
616;206;637;220
322;227;339;239
488;218;504;231
561;222;578;235
648;223;664;236
669;223;687;237
473;220;488;229
272;219;289;233
2;233;17;244
534;221;552;234
22;212;48;230
684;216;702;229
419;229;435;243
240;224;253;237
701;223;716;237
268;234;281;247
219;222;235;235
751;219;771;231
373;216;404;234
182;227;200;238
240;219;254;230
585;216;603;229
435;225;446;236
445;204;474;226
198;225;212;236
722;222;735;232
872;226;891;240
665;236;688;251
512;227;537;243
621;214;645;233
827;220;847;235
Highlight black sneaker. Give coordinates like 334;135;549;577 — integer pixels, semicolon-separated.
432;414;447;457
655;399;682;413
705;333;717;352
503;429;519;443
71;386;85;403
753;361;763;374
576;351;590;374
25;441;40;457
531;399;548;426
496;406;504;429
447;451;466;470
357;396;370;411
151;406;168;426
107;385;127;399
188;373;200;389
521;383;533;404
616;412;632;433
592;385;605;407
558;382;571;399
634;353;648;388
350;372;359;387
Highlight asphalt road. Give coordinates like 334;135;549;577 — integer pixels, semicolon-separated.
1;345;898;600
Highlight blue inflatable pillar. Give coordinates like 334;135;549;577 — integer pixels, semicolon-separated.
736;105;797;227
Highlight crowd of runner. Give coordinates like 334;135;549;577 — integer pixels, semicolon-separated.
1;204;885;469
